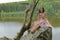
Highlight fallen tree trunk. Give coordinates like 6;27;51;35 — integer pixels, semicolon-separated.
14;0;39;40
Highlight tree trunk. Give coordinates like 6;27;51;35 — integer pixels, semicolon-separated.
14;0;39;40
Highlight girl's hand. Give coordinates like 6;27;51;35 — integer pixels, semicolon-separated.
28;29;35;33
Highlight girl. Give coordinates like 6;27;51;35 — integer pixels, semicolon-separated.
29;6;52;33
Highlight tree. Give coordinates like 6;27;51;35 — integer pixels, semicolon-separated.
14;0;40;40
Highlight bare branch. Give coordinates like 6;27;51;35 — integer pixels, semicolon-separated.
14;0;39;40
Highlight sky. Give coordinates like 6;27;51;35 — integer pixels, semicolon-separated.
0;0;26;3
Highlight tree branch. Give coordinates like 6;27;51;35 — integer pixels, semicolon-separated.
14;0;39;40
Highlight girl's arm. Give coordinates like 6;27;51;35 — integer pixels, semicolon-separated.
43;12;47;19
45;12;47;18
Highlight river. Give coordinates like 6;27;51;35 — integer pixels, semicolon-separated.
0;22;60;40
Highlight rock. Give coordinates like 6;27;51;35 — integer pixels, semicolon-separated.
20;27;52;40
0;36;12;40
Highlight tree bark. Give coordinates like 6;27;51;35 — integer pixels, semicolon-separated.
14;4;30;40
26;0;39;30
14;0;39;40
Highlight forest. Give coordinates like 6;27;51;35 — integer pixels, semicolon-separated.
0;0;60;26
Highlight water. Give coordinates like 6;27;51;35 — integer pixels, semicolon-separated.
0;22;23;38
0;22;60;40
52;27;60;40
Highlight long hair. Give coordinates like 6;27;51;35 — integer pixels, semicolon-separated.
39;7;45;13
38;7;45;20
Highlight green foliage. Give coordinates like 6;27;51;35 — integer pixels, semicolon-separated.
0;0;60;26
0;2;29;12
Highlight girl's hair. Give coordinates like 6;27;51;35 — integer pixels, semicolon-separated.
39;7;45;13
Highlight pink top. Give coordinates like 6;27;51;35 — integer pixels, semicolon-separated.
35;13;52;27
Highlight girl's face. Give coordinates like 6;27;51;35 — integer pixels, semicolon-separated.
39;7;44;13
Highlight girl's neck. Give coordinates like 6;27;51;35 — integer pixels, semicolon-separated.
40;12;44;13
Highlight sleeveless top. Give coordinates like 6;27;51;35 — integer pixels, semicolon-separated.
35;13;52;27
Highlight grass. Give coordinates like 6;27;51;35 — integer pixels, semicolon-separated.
48;17;60;27
0;11;24;22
